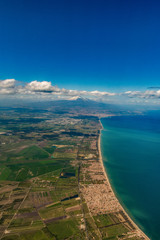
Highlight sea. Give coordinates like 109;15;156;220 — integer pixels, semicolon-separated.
101;110;160;240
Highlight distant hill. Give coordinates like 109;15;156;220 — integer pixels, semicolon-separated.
0;97;131;116
42;97;127;116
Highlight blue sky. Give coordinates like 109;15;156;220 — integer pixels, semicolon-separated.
0;0;160;104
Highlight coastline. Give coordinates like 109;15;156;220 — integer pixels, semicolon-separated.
98;119;150;240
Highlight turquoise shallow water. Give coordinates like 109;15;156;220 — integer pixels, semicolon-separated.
101;112;160;240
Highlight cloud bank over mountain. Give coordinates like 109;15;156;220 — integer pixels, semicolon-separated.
124;90;160;99
0;79;160;105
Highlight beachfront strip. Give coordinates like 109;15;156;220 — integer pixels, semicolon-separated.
80;121;150;240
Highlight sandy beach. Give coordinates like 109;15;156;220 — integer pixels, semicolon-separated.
98;119;150;240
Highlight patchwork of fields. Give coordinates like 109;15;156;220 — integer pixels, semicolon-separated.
0;108;144;240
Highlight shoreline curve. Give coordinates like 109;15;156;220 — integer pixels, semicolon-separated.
99;119;150;240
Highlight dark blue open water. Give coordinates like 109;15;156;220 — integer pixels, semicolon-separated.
101;111;160;240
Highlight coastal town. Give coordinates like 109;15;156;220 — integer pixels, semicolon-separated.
0;105;149;239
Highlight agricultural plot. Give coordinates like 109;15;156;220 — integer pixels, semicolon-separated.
47;218;83;240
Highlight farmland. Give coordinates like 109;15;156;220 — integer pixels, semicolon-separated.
0;106;145;239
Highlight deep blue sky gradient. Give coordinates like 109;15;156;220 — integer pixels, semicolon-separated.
0;0;160;90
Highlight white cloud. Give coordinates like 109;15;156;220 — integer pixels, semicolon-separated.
26;80;60;93
61;89;87;96
90;90;116;96
0;78;159;104
0;79;17;95
59;89;116;98
0;88;15;94
0;79;16;88
124;90;160;99
0;79;116;98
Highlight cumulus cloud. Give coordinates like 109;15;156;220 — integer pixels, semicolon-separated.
0;79;116;98
0;79;17;95
26;80;60;93
0;78;160;104
124;90;160;99
0;88;15;94
90;90;116;96
0;79;16;88
59;89;115;98
60;89;87;96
